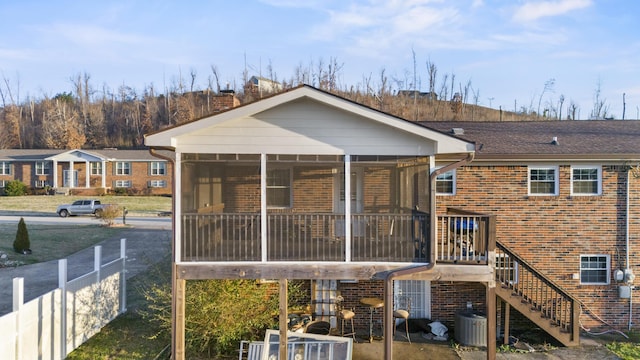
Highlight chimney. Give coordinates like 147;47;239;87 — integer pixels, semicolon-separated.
551;136;559;145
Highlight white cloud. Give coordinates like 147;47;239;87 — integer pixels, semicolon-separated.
513;0;593;22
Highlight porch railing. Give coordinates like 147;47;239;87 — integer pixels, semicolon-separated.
181;211;428;262
435;211;494;264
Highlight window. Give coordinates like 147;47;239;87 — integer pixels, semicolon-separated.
267;168;291;208
115;162;131;175
35;161;50;175
0;180;6;188
150;161;166;175
149;180;166;188
114;180;132;188
91;162;103;175
0;161;11;175
436;170;455;195
571;166;601;195
580;255;610;285
528;166;558;195
34;180;49;188
496;254;519;284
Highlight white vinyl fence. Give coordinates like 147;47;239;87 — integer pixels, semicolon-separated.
0;239;127;360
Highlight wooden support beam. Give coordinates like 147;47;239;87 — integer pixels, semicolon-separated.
279;279;288;360
173;272;186;360
486;283;496;360
504;300;511;345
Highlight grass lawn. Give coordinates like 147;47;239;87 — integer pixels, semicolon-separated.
0;223;125;266
0;194;171;215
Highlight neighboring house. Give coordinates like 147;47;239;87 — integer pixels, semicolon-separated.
0;148;173;195
422;121;640;334
246;75;284;97
145;85;500;360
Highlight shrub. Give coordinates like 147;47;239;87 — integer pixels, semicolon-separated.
95;204;122;226
142;276;306;357
4;180;28;196
13;217;31;253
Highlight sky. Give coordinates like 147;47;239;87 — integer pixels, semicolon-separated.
0;0;638;120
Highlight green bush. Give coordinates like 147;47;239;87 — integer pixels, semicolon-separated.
4;180;28;196
13;217;31;253
142;277;306;357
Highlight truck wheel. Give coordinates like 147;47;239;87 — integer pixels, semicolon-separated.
94;209;103;216
59;209;69;218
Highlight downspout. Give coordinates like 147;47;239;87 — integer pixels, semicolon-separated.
149;147;179;356
383;152;474;360
627;167;633;331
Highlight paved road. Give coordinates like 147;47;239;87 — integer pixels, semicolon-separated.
0;224;171;316
0;214;172;229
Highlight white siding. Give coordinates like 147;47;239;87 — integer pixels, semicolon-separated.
175;98;437;155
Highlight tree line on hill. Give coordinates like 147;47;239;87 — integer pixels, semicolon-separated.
0;57;601;150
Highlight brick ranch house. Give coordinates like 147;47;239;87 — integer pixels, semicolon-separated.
146;85;497;360
145;84;640;360
0;148;173;196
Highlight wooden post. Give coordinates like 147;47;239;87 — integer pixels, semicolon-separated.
173;268;186;360
503;300;511;345
279;279;288;360
486;283;496;360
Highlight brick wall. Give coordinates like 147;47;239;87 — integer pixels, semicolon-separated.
436;164;640;331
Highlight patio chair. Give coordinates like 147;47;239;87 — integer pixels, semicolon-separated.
393;296;411;343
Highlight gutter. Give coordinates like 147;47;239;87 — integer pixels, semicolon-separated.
383;152;474;360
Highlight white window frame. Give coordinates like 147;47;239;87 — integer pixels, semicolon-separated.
34;180;49;188
149;180;166;188
115;162;131;175
435;169;456;195
90;162;102;175
580;254;610;285
0;180;6;187
267;167;292;208
150;161;166;176
571;165;602;196
496;253;519;285
528;165;559;196
35;161;50;175
115;180;132;188
0;161;11;175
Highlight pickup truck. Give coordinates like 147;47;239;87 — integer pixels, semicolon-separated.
56;199;107;217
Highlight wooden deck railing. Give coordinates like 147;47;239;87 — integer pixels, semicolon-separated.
495;241;581;343
180;211;429;262
435;211;494;264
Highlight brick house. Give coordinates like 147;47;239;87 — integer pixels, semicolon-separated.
146;85;501;360
0;148;173;195
422;121;640;334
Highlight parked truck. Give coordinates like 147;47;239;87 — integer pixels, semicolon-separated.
56;199;108;217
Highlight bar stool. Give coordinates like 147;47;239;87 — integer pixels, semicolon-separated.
336;296;356;340
393;296;411;343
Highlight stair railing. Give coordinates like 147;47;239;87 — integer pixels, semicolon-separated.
495;241;581;342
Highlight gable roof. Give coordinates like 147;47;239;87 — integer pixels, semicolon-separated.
145;85;474;156
421;120;640;162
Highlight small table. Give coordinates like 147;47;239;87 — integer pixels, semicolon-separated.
360;297;384;342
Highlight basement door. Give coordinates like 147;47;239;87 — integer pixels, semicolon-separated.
393;280;431;319
312;280;338;328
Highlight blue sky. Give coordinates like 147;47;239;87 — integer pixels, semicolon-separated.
0;0;638;119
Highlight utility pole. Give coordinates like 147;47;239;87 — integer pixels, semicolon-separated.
622;93;626;120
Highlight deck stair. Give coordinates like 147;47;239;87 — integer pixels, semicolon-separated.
495;241;580;347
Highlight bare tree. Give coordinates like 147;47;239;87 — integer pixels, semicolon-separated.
590;79;610;119
537;78;555;117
